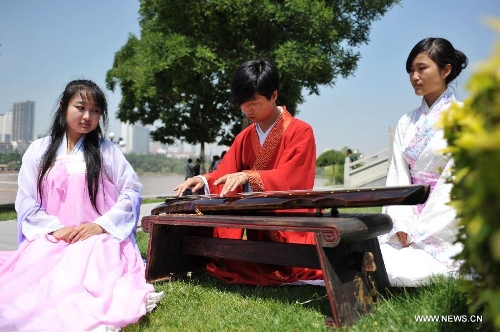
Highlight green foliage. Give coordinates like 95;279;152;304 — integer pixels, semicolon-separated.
124;153;186;174
316;149;346;167
316;148;352;185
128;231;477;331
440;21;500;329
317;151;342;185
0;207;16;222
107;0;399;154
0;151;21;170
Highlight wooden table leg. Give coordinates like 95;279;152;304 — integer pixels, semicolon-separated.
315;234;389;327
146;224;212;282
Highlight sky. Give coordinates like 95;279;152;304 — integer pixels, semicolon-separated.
0;0;499;157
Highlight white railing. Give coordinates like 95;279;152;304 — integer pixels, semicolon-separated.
343;126;395;188
344;148;390;188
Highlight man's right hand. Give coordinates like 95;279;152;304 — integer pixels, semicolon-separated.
213;172;248;197
174;177;205;196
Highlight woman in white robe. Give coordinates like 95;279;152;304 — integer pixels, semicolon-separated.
379;38;468;287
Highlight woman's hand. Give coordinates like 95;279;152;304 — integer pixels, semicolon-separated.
174;177;205;196
52;226;75;243
396;231;413;247
214;172;248;196
63;223;106;244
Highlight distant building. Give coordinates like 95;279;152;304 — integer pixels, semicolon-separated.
0;142;14;153
0;111;13;143
0;101;34;154
120;122;151;154
117;123;228;158
12;101;35;142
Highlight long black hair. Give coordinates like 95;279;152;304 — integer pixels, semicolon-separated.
37;79;108;214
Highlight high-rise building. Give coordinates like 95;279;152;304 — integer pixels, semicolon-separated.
120;122;151;154
12;101;35;142
0;111;13;143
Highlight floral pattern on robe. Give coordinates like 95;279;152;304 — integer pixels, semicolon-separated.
379;89;463;270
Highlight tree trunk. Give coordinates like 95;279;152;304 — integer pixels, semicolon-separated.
200;141;206;174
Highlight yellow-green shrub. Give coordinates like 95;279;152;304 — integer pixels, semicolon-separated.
441;20;500;329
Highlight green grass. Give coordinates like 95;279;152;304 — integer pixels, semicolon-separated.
124;267;478;331
142;197;166;204
337;206;383;214
0;209;16;221
129;225;484;332
1;203;482;330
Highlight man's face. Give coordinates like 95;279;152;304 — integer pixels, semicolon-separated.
239;91;277;125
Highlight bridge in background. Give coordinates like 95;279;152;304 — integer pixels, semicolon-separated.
343;126;395;189
343;148;390;188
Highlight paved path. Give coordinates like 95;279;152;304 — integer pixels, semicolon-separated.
0;219;17;251
0;203;160;251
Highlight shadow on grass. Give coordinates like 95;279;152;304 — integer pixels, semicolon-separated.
132;233;488;331
166;270;332;315
124;270;333;331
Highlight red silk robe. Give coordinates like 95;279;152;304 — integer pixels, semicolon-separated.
203;107;323;285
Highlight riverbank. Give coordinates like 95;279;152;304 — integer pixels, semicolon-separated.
0;173;330;204
0;173;187;205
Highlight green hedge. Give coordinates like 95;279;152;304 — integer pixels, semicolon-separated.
0;204;15;211
441;21;500;329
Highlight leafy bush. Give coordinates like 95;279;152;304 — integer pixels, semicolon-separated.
441;21;500;329
316;149;347;185
0;151;21;170
124;153;187;175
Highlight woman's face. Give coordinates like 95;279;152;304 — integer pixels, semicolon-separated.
408;52;450;104
65;93;102;139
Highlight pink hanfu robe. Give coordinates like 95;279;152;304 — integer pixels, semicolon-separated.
201;107;323;285
0;136;161;331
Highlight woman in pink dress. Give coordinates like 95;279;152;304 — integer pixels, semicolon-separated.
0;80;163;331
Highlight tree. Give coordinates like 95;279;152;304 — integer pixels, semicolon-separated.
316;149;346;168
106;0;399;162
316;149;346;185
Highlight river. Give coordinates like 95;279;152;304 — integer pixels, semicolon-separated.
0;173;329;204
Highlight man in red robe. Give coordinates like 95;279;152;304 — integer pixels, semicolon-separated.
174;58;322;285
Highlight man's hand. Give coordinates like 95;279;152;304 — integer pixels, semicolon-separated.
214;172;248;196
174;177;205;196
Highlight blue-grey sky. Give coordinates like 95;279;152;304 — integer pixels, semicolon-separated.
0;0;498;156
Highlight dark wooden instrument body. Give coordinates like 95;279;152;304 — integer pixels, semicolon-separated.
142;185;430;327
149;185;430;215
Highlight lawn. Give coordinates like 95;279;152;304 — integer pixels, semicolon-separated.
0;204;16;221
1;204;483;330
125;207;483;332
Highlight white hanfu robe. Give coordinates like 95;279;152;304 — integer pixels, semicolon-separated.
379;89;463;287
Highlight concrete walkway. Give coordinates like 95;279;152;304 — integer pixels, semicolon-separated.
0;202;160;251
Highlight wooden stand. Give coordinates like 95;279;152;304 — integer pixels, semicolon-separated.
141;185;430;327
143;212;391;326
